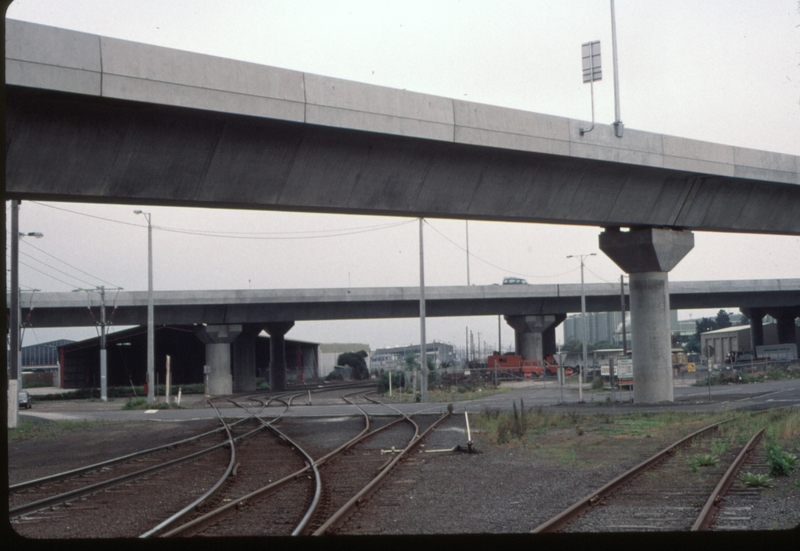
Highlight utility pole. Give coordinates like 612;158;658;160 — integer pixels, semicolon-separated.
610;0;624;137
9;201;20;429
567;253;596;403
134;210;155;404
418;218;428;402
99;286;108;401
620;275;628;354
465;220;470;285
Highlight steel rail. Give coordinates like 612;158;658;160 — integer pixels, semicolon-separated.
138;400;239;538
158;388;378;537
10;400;239;520
691;427;766;531
9;416;255;493
531;418;731;533
140;395;298;538
311;410;450;536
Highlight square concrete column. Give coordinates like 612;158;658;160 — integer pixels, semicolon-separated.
232;324;264;393
599;227;694;404
741;308;765;349
265;321;295;392
768;308;800;345
195;324;242;396
505;315;564;360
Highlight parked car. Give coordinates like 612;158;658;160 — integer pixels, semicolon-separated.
18;390;32;409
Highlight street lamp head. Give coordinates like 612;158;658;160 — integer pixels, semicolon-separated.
19;232;43;238
133;210;142;214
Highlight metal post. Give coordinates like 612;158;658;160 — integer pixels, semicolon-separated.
99;286;107;401
610;0;624;137
8;201;20;428
568;254;595;403
419;218;428;402
620;275;627;354
497;315;502;354
580;264;587;403
135;211;155;404
465;220;470;286
166;355;171;404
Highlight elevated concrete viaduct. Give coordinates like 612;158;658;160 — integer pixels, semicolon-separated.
8;280;800;393
6;20;800;401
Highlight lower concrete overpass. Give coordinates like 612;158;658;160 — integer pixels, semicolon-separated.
11;279;800;399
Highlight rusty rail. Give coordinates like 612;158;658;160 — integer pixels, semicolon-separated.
691;427;765;531
531;418;730;533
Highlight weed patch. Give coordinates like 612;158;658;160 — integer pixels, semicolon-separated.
741;472;772;488
9;419;108;441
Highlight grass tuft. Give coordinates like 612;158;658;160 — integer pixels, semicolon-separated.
740;472;772;488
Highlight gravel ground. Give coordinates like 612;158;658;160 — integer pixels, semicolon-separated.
7;396;800;547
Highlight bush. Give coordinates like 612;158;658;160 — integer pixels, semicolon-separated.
377;371;404;393
766;440;797;477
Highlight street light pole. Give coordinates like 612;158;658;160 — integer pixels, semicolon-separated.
8;200;43;428
134;210;155;404
9;201;20;429
419;218;428;402
567;253;596;403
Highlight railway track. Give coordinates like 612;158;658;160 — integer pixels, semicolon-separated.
154;389;449;537
532;419;767;533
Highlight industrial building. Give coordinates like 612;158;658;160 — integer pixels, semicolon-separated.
55;325;319;389
700;323;800;366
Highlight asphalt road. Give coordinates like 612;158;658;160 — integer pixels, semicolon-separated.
19;377;800;424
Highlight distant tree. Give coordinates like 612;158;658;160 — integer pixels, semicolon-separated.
737;313;750;326
671;332;683;348
695;317;717;335
591;340;615;351
337;350;369;380
715;310;732;329
562;339;583;353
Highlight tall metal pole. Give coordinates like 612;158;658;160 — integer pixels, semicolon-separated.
135;210;155;404
419;218;427;402
465;220;470;286
147;215;154;404
568;253;596;403
497;315;501;354
610;0;624;137
620;274;628;354
99;286;107;401
579;261;587;403
8;201;20;428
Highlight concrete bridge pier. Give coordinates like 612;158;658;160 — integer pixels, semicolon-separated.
265;321;295;391
599;227;694;404
770;308;800;346
195;324;242;396
505;314;565;360
741;308;766;350
232;324;264;393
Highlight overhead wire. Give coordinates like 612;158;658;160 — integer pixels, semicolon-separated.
19;237;123;289
17;250;102;288
29;201;417;239
423;219;580;280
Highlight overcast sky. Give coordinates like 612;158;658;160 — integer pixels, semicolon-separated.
5;0;800;353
